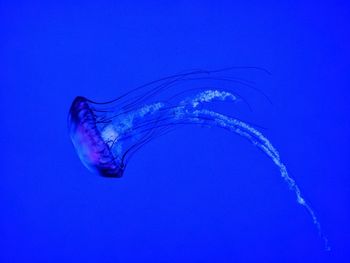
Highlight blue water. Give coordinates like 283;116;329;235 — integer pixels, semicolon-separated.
1;1;349;262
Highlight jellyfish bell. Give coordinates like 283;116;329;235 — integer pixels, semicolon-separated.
68;96;124;177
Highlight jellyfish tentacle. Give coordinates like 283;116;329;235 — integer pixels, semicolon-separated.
164;86;253;111
104;89;264;149
121;74;268;112
88;66;270;113
86;69;209;105
69;76;328;250
111;89;330;249
157;104;329;249
121;125;177;166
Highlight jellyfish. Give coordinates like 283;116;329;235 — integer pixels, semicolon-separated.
68;67;329;249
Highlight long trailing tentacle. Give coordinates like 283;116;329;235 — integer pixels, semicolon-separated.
176;108;329;250
94;88;329;250
88;66;271;120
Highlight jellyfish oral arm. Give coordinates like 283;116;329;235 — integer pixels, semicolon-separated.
68;77;329;249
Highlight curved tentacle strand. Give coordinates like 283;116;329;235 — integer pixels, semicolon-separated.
68;77;329;250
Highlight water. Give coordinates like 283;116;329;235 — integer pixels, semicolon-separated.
1;1;349;262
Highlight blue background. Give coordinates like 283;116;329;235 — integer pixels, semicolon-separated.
1;1;349;262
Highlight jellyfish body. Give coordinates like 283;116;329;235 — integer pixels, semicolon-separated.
68;96;124;177
68;68;329;249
